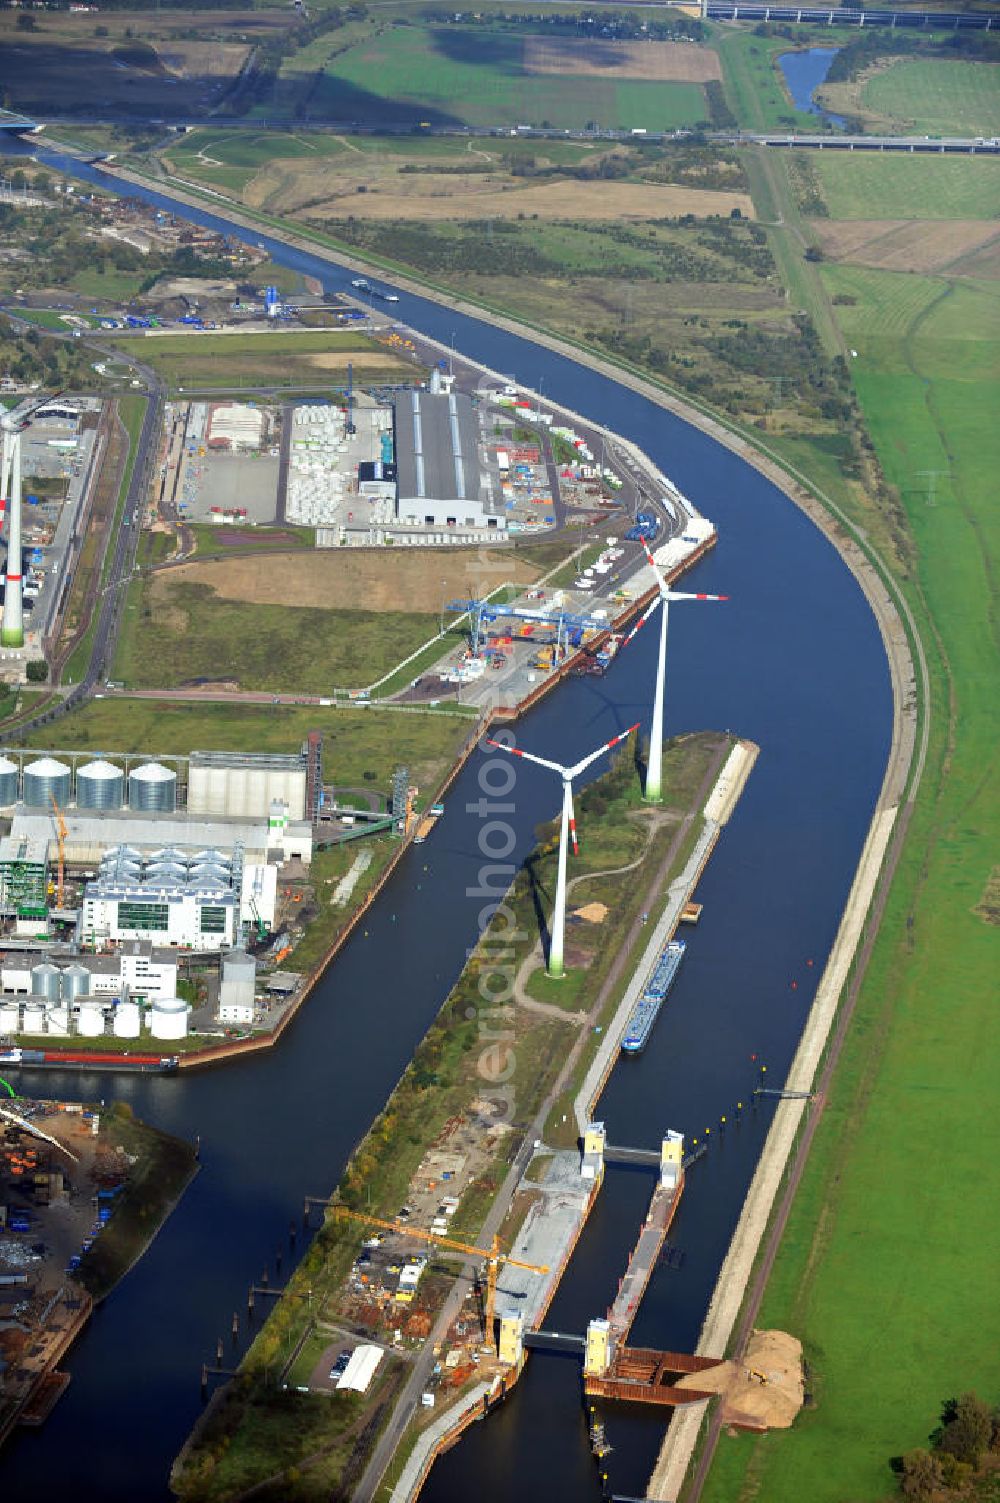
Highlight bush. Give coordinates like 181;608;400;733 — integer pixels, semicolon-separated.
26;660;49;683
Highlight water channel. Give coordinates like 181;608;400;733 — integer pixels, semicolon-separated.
1;143;891;1500
778;47;848;129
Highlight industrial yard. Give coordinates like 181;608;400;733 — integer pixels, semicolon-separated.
0;1091;197;1446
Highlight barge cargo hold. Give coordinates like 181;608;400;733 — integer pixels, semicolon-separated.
621;940;686;1054
0;1047;179;1074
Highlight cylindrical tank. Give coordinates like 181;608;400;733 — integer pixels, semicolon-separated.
129;763;177;812
61;963;91;1002
76;759;124;810
0;1001;20;1033
112;1000;141;1038
0;754;19;807
47;1005;70;1037
149;999;190;1041
21;1001;46;1033
22;756;71;808
31;963;62;1001
76;999;105;1038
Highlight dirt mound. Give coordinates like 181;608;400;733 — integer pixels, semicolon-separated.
675;1329;804;1431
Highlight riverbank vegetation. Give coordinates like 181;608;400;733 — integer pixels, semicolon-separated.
697;41;1000;1503
171;731;725;1501
75;1101;198;1302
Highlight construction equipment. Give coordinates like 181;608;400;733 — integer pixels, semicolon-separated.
748;1369;769;1386
328;1205;548;1349
447;598;613;659
50;792;67;908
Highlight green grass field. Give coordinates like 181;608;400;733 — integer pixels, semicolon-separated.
22;699;470;793
114;578;438;694
701;265;1000;1503
715;29;852;132
165;129;349;194
813;151;1000;219
133;328;412;389
862;58;1000;138
303;24;707;131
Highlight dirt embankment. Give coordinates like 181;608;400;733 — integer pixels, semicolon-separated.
156;548;541;610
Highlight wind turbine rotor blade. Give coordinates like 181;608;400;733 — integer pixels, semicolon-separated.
569;721;641;780
568;789;579;857
620;596;659;650
663;590;729;603
483;737;565;776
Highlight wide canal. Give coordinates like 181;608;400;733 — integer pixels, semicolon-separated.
3;144;891;1501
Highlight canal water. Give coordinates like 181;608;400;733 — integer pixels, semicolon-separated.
778;47;848;129
1;144;890;1500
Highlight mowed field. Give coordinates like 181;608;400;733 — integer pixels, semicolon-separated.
0;9;279;115
702;265;1000;1503
157;549;540;612
860;58;1000;137
134;330;416;388
22;699;469;793
813;218;1000;276
115;572;439;694
305;25;713;131
811;151;1000;219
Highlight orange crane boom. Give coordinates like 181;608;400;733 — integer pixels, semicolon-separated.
50;793;67;908
328;1205;548;1346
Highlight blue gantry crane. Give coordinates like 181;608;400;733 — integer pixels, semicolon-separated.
447;599;611;658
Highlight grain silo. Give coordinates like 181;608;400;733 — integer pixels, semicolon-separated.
0;1000;20;1033
128;762;177;813
76;759;124;810
22;756;71;808
0;755;19;808
61;963;91;1002
30;962;62;1002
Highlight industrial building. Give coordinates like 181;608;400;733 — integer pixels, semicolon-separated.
0;944;188;1040
79;844;278;951
218;947;257;1025
393;390;505;533
206;402;266;452
187;750;307;823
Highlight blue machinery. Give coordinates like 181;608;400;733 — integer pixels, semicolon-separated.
447;598;612;658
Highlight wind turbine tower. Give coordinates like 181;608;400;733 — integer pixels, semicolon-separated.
0;412;24;649
623;541;727;804
486;724;639;978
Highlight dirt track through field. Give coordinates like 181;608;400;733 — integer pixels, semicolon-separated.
157;550;540;611
814;218;1000;275
525;37;721;83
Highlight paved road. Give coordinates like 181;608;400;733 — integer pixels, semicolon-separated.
727;130;1000;154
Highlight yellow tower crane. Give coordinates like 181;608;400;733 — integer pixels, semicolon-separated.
328;1205;549;1349
50;792;67;909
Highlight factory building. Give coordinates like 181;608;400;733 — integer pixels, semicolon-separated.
0;944;188;1040
393;390;505;533
218;948;257;1025
80;845;278;951
187;750;307;823
8;805;312;870
0;835;49;919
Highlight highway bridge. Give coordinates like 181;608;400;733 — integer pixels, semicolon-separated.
704;3;995;28
722;130;1000;153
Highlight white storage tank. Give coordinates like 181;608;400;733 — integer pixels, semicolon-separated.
31;962;62;1002
76;759;124;810
128;762;177;813
47;1005;70;1037
149;998;189;1041
22;756;71;808
0;754;19;807
113;1000;141;1038
21;1001;46;1034
0;1000;20;1033
76;999;106;1038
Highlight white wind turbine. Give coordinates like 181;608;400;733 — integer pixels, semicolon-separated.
0;409;26;649
623;539;728;803
485;723;639;978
